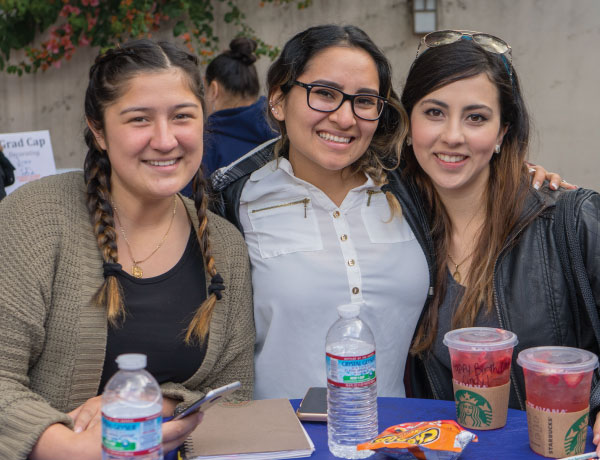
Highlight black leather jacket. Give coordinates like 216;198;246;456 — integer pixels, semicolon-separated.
397;172;600;419
211;140;600;418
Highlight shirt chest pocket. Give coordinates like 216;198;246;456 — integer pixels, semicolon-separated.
361;191;416;244
247;197;323;258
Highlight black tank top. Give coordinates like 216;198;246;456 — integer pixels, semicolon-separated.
99;227;207;393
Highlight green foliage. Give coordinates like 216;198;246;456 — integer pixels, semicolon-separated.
0;0;312;74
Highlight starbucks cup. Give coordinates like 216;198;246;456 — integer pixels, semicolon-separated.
443;327;518;430
517;346;598;458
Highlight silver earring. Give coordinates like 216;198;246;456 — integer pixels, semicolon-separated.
406;137;412;146
495;144;501;154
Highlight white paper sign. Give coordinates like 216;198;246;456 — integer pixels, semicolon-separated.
0;130;56;195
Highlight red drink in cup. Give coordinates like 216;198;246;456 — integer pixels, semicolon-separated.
517;346;598;458
443;327;518;430
448;347;513;388
523;368;592;413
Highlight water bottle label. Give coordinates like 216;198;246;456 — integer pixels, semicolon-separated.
102;412;162;457
326;351;376;388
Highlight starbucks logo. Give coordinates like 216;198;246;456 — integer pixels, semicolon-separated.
564;413;588;455
455;390;493;428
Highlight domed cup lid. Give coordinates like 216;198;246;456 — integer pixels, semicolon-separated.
443;327;518;351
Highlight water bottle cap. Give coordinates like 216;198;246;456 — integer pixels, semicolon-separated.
337;303;360;318
115;353;147;370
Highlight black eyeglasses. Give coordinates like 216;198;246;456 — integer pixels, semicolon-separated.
290;81;387;121
416;30;513;79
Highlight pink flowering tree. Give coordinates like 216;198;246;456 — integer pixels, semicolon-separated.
0;0;311;75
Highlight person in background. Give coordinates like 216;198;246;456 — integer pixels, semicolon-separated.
0;39;254;460
210;24;566;401
399;31;600;451
0;143;16;201
181;37;277;197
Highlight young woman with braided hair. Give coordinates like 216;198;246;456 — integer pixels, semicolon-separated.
0;39;253;460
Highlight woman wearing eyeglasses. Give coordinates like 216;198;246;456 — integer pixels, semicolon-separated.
211;24;427;400
210;24;564;401
399;31;600;446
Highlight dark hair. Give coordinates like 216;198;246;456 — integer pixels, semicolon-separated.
403;39;532;354
266;24;408;187
205;37;259;98
83;39;218;342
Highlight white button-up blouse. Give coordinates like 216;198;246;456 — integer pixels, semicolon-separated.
239;158;429;399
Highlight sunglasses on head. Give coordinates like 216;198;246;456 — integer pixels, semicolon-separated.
416;30;513;79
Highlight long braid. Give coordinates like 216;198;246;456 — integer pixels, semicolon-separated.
84;129;125;324
185;167;221;343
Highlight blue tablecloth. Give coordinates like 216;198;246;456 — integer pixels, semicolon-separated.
292;397;596;459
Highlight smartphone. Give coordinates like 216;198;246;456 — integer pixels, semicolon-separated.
296;386;327;422
172;381;241;420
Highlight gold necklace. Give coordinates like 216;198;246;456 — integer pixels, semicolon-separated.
112;196;177;278
447;252;473;284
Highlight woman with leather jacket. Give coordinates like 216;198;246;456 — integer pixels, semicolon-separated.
399;31;600;452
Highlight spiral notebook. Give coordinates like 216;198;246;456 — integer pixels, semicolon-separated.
183;398;315;459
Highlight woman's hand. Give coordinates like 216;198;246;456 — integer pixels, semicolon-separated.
593;412;600;454
69;395;102;433
31;396;200;459
30;395;104;460
163;411;204;453
30;421;102;460
527;162;577;190
70;395;181;427
163;396;179;417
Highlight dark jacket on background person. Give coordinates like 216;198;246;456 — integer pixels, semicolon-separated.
211;138;600;421
0;150;16;201
181;96;277;197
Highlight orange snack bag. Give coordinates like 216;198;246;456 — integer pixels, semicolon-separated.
357;420;477;460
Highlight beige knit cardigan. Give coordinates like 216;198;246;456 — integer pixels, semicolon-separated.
0;171;254;459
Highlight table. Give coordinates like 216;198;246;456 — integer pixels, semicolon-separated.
291;397;596;459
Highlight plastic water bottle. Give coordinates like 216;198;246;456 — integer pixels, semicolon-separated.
326;304;377;459
102;353;163;460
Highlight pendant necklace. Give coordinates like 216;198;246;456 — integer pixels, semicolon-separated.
447;252;473;284
112;196;177;278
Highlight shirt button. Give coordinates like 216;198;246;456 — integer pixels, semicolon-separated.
340;234;348;241
348;259;355;266
333;210;340;218
352;287;360;294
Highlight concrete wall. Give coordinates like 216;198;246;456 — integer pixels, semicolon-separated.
1;0;598;188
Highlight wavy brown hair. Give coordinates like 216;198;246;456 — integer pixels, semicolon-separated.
83;39;218;343
266;24;408;208
403;39;532;354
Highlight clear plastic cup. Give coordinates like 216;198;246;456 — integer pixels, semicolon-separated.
444;327;518;388
443;327;518;430
517;346;598;458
